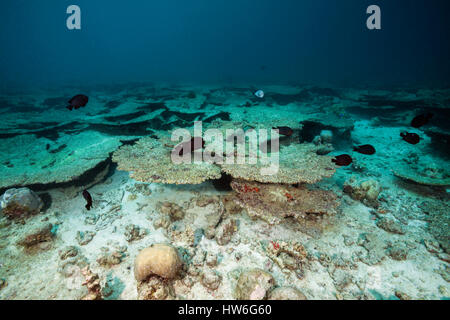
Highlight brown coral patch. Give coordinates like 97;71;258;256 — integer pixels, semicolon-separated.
231;179;339;228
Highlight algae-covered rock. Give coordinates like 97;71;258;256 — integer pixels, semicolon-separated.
97;246;128;267
231;179;339;226
134;244;182;281
343;177;381;207
59;246;79;260
17;223;54;249
0;187;43;218
124;224;148;242
215;218;237;246
137;275;174;300
76;230;96;245
423;201;450;253
266;240;307;273
234;269;275;300
376;216;405;235
267;287;307;300
201;269;222;290
159;202;185;221
387;243;408;261
0;278;7;290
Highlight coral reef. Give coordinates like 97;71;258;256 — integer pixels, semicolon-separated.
0;85;448;300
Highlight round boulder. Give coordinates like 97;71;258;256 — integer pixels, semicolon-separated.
0;188;43;218
134;244;182;281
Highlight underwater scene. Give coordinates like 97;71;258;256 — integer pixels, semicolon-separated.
0;1;449;301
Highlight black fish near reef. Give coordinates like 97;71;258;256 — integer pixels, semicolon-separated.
273;126;294;137
332;154;353;166
353;144;376;155
67;94;89;111
82;190;93;211
176;137;205;156
400;132;421;145
411;113;433;128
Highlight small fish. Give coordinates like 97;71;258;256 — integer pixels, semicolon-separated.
353;144;376;155
332;154;353;166
67;94;89;111
254;90;264;99
82;189;93;211
273;126;294;137
411;113;433;128
46;144;50;150
177;137;205;156
400;132;420;145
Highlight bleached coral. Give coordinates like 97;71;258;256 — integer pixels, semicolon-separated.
0;131;122;189
112;135;221;184
221;143;336;184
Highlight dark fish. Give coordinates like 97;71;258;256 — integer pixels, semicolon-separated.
177;137;205;156
82;189;93;211
400;132;420;145
353;144;376;155
67;94;89;111
274;126;293;137
46;144;50;150
332;154;353;166
411;113;433;128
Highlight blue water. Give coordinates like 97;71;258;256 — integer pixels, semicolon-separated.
1;0;449;89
